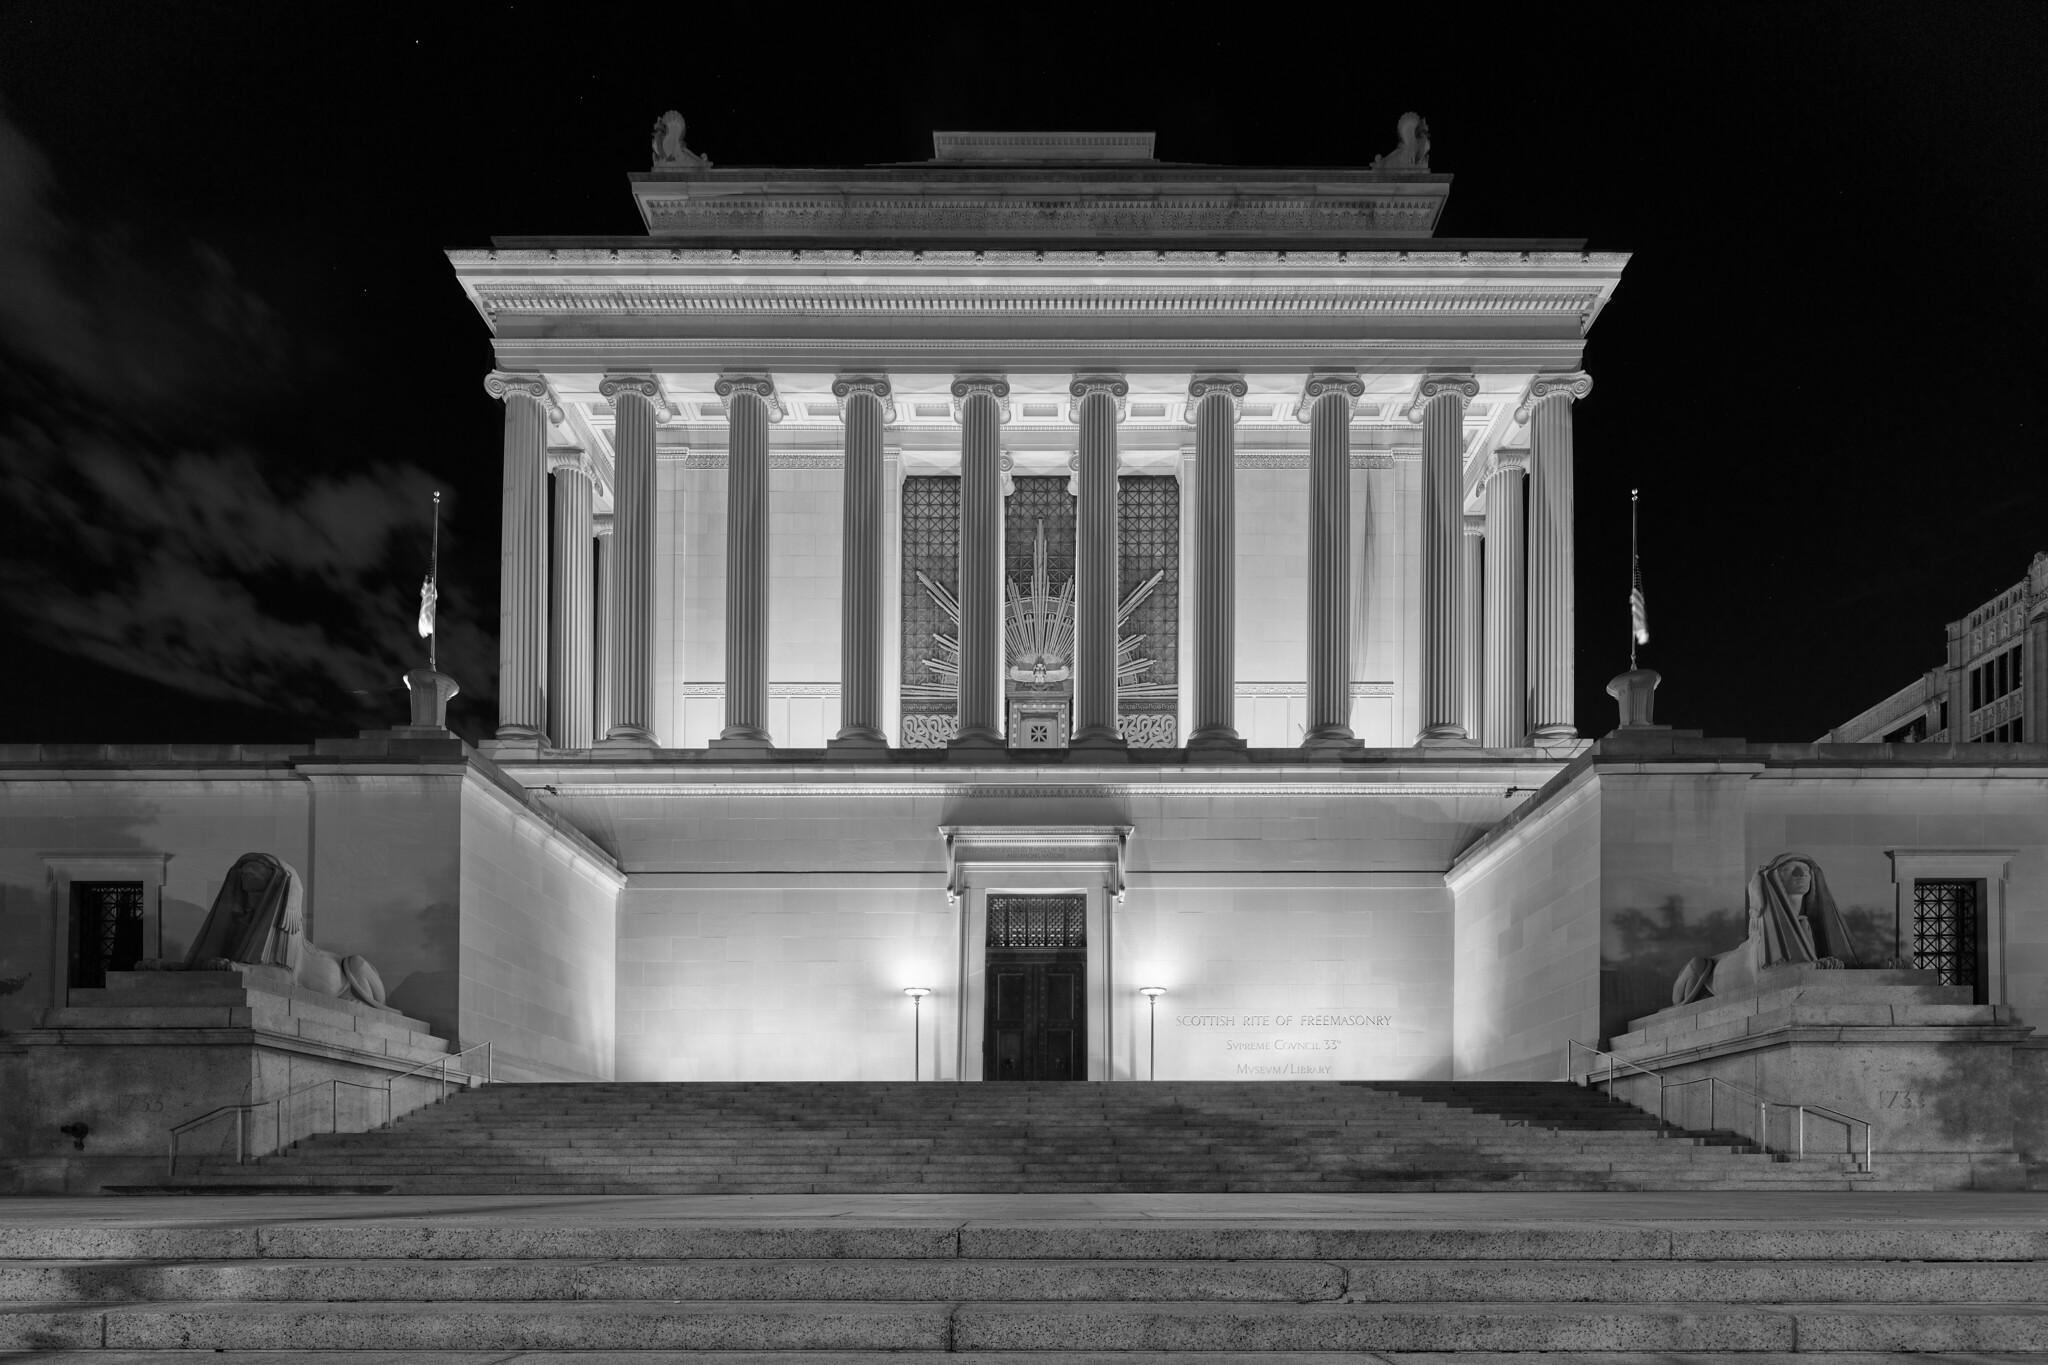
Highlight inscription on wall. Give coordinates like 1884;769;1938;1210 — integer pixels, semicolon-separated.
1174;1009;1394;1077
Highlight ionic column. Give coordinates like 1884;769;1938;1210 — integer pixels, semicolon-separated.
1517;372;1593;745
1299;374;1364;750
1482;452;1528;747
1186;376;1247;755
597;374;669;748
830;376;893;752
1408;375;1479;745
950;377;1009;752
483;371;560;744
714;375;780;747
547;448;596;750
1461;514;1485;746
593;513;615;741
1071;375;1128;754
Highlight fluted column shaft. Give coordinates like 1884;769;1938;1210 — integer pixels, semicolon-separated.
1524;374;1590;745
1482;458;1527;747
953;381;1007;747
485;374;553;742
1303;378;1361;747
834;380;889;746
1072;378;1126;748
1460;516;1485;745
720;381;774;744
548;456;595;749
593;515;615;741
601;377;662;746
1414;379;1476;745
1188;380;1246;748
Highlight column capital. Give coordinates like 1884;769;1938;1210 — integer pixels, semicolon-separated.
1513;371;1593;425
1490;447;1530;478
1185;375;1248;424
593;512;615;538
1462;513;1487;537
950;375;1011;423
547;445;594;480
484;371;563;424
1404;373;1479;423
715;373;784;422
1295;373;1364;423
831;375;896;423
598;373;673;422
1067;374;1129;423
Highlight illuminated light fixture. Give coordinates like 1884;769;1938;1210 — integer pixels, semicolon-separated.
1139;986;1167;1081
904;987;932;1081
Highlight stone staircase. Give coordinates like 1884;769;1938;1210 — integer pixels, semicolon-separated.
169;1080;1874;1193
6;1211;2048;1355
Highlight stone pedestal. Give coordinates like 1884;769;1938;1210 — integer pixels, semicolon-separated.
1603;967;2034;1189
1606;667;1666;731
397;668;460;734
0;965;468;1193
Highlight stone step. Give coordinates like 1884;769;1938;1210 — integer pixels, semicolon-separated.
9;1298;2048;1353
13;1256;2043;1306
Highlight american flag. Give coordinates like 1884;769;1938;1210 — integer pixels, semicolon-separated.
1630;559;1649;646
417;574;438;639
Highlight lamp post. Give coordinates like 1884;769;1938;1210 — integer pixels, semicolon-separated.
903;987;931;1080
1139;986;1166;1081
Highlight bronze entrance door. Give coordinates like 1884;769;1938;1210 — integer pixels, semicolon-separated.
983;893;1086;1081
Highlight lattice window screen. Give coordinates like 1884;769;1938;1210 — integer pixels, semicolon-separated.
987;894;1088;949
1912;880;1980;987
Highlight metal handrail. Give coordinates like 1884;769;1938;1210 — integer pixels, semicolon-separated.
1790;1102;1875;1172
381;1041;495;1126
165;1042;496;1179
1562;1042;1875;1173
1562;1039;1671;1132
167;1075;383;1178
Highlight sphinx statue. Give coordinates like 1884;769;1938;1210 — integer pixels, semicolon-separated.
1370;111;1431;171
650;110;710;169
1672;853;1860;1005
178;853;389;1009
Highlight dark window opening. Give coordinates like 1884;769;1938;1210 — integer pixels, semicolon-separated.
69;882;146;990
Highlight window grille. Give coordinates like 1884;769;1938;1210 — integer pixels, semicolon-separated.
1912;880;1979;988
72;882;146;988
987;894;1087;949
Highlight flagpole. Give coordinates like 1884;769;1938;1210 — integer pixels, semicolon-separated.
428;491;441;672
1629;489;1640;672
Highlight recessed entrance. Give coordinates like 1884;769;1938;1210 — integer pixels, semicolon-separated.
983;893;1086;1081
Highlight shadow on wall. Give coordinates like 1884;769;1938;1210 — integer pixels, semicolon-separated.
1601;895;1905;1043
380;898;460;1043
0;792;159;1034
1600;896;1743;1039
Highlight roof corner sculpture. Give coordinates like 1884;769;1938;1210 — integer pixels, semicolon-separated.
650;110;711;170
1369;112;1432;172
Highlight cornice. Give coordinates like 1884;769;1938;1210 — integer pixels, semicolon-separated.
452;246;1628;270
463;281;1614;323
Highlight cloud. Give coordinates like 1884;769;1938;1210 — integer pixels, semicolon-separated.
0;100;493;726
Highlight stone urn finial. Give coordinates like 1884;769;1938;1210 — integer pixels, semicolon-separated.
1605;667;1662;731
404;669;461;730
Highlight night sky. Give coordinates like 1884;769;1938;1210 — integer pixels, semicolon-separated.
1;3;2042;748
